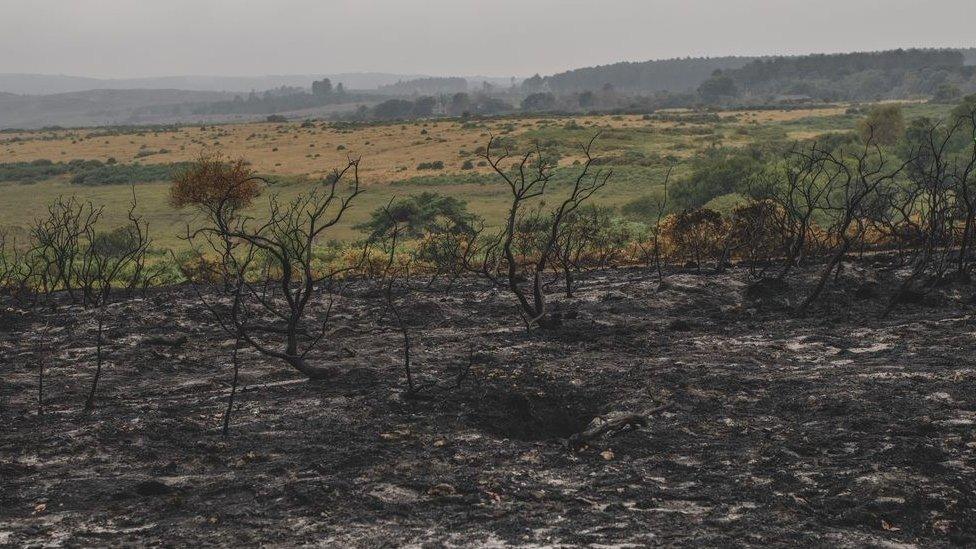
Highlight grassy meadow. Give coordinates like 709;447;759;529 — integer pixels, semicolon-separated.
0;103;950;250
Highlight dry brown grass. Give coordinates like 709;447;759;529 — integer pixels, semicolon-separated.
4;116;659;182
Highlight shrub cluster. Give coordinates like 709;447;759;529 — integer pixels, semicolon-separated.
0;158;190;186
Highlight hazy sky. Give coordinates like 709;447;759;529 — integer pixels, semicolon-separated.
2;0;974;78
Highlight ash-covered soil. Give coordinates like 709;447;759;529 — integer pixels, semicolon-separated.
2;259;976;547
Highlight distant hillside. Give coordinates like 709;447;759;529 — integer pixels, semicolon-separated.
0;73;433;95
0;88;233;129
963;48;976;66
378;77;469;96
538;56;758;93
466;76;519;90
535;48;976;100
726;48;976;100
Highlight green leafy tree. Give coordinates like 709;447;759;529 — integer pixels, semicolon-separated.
857;104;905;145
521;92;556;112
412;96;437;117
449;92;471;116
311;78;333;96
932;83;961;103
948;94;976;151
578;91;596;109
671;148;763;209
698;70;738;102
356;192;477;239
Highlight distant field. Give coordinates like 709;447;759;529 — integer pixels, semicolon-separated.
0;103;950;249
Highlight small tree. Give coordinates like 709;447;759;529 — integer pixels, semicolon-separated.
748;147;835;279
554;209;594;298
371;199;423;396
171;153;262;287
359;192;479;291
857;105;905;146
170;153;262;213
880;114;975;316
29;196;102;302
312;78;333;97
186;159;364;379
16;191;151;411
462;135;610;329
953;107;976;275
797;131;911;313
698;70;738;103
521;93;557;112
355;192;476;240
652;168;673;281
77;192;151;411
0;227;37;307
660;208;725;273
725;200;789;279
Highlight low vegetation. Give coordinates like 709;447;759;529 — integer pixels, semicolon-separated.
0;158;190;186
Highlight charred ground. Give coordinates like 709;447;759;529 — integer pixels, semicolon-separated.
1;258;975;547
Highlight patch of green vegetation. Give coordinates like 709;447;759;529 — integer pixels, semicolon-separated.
646;112;722;124
134;148;171;158
668;147;765;209
0;159;81;183
0;159;193;186
549;164;676;195
779;114;859;132
519;124;689;159
391;172;494;187
900;103;956;121
83;125;184;138
69;162;191;186
416;160;445;171
725;124;790;143
704;192;750;213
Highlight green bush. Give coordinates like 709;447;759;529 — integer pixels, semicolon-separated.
670;148;764;209
356;192;478;239
857;104;905;145
416;161;445;171
0;160;75;183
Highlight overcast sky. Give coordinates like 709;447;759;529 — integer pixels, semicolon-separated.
2;0;974;78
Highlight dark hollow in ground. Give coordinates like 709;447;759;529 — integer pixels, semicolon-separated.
467;386;603;441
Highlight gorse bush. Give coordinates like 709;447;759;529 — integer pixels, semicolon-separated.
169;153;262;211
857;105;905;145
660;208;726;269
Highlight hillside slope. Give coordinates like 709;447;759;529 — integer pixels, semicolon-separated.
541;56;757;93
